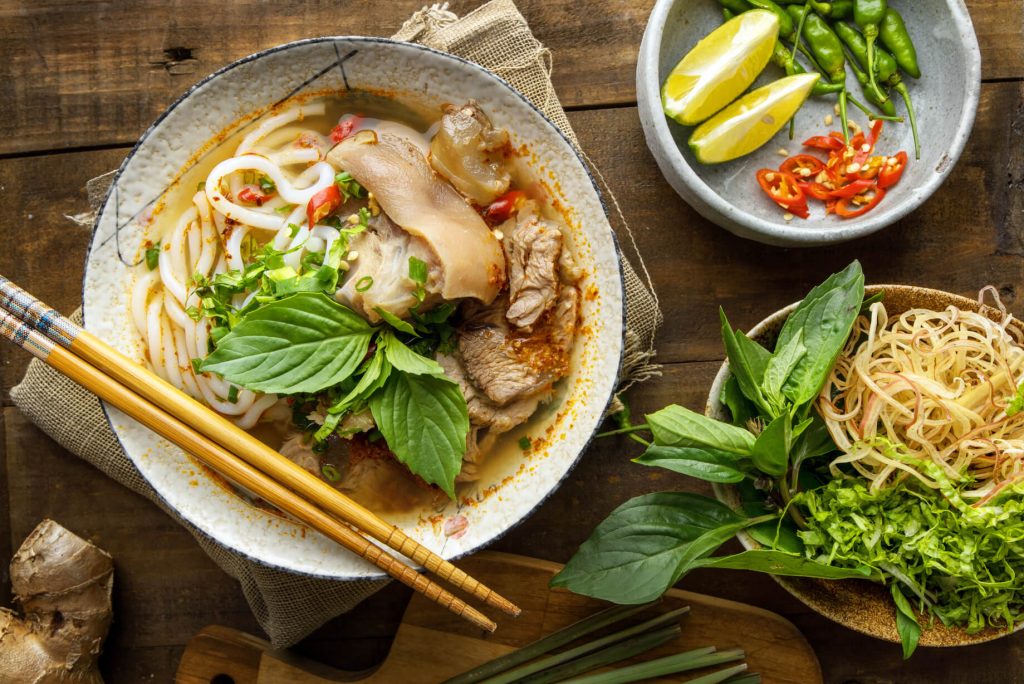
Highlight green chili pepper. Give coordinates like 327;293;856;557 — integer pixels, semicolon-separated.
879;7;920;78
787;4;850;141
834;21;919;158
853;0;887;102
811;1;853;18
832;21;888;104
843;52;899;118
716;0;754;13
771;42;845;95
747;0;794;37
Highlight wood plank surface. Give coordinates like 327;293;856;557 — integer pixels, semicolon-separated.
0;0;1020;156
1;0;1023;682
176;552;822;684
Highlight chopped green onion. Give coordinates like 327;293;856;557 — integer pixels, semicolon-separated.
561;648;745;684
516;626;681;684
288;222;301;238
145;242;161;271
227;385;239;403
275;204;298;214
518;436;531;450
355;276;374;292
321;464;342;482
440;603;655;684
258;176;276;194
480;607;690;684
196;180;206;191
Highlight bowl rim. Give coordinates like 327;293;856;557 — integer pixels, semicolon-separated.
81;35;626;580
636;0;982;247
705;284;1024;646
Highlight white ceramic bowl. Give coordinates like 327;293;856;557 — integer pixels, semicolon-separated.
637;0;980;246
83;38;624;579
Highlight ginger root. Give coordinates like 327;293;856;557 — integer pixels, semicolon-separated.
0;519;114;683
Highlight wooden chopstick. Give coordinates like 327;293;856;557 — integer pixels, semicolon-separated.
0;274;519;619
0;305;498;632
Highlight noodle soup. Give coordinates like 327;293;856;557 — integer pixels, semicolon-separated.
134;93;583;514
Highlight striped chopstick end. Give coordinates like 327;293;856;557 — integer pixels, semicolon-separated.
0;275;78;347
0;308;55;360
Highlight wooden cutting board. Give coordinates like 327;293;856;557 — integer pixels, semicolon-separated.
176;551;821;684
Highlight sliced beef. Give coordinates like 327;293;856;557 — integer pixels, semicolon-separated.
457;288;578;407
502;201;563;330
429;101;511;206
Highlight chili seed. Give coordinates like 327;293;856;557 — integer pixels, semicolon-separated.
347;251;359;261
783;212;794;221
799;168;812;177
847;163;862;174
824;114;834;126
777;148;789;156
860;144;871;153
766;172;776;182
492;229;504;240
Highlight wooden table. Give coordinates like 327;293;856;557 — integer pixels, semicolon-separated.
1;1;1021;681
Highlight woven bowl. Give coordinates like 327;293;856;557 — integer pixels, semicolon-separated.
82;38;624;580
707;284;1023;646
636;0;981;246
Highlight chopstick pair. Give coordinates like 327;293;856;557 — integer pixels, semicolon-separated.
0;274;520;632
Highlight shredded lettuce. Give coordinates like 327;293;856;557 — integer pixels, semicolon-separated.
795;475;1024;634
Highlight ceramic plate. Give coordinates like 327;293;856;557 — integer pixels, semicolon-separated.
637;0;980;246
83;38;624;579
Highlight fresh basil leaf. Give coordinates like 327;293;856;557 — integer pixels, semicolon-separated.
776;261;864;407
791;414;837;462
326;352;392;416
762;329;806;409
891;584;922;659
374;307;416;335
751;414;791;476
720;376;759;428
550;493;747;604
694;550;875;579
368;370;469;498
198;292;374;394
646;405;755;456
380;331;447;376
735;479;804;554
634;445;749;483
720;309;772;414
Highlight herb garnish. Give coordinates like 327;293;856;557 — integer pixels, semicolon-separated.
145;242;161;271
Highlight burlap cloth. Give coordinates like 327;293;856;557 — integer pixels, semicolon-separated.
11;0;662;648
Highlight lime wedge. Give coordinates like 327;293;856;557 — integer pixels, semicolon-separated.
662;10;779;126
688;73;820;164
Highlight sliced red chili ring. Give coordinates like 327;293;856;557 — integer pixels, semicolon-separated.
780;154;826;178
829;178;876;199
330;115;364;144
804;135;845;152
835;187;886;218
237;186;272;206
878;151;908;189
798;181;833;202
306;185;342;226
482;190;527;225
756;169;808;215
